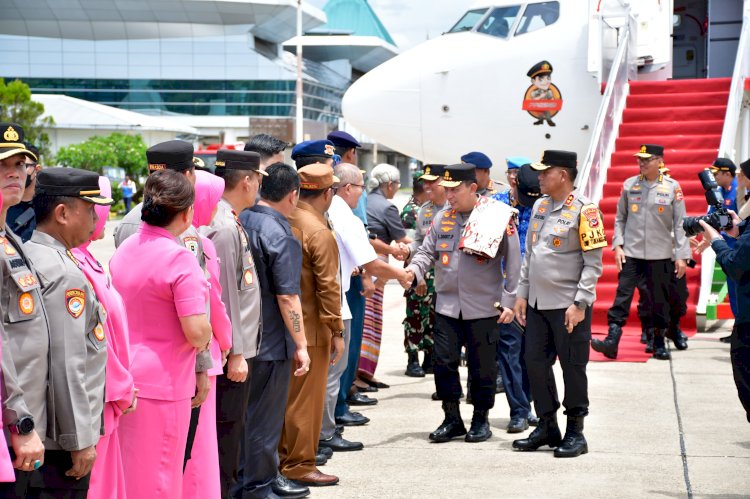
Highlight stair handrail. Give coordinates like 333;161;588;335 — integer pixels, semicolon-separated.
578;13;638;203
697;1;750;320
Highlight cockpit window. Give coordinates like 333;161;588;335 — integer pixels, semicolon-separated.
515;1;560;36
448;8;489;33
476;6;522;39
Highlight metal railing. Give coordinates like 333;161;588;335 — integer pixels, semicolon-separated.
577;13;638;202
697;1;750;319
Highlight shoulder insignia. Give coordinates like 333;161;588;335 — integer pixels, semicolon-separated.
182;235;200;257
675;188;684;201
564;194;576;206
93;323;106;342
16;273;38;289
506;223;516;236
66;289;86;318
66;250;80;267
579;204;607;252
0;237;17;256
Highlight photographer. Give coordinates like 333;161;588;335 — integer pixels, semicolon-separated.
700;190;750;423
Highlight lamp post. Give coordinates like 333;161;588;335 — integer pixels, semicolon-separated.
295;0;304;144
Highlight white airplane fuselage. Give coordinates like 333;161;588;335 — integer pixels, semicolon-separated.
342;2;603;166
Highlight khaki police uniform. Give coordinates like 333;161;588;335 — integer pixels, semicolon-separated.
408;198;520;409
518;190;605;418
608;173;691;329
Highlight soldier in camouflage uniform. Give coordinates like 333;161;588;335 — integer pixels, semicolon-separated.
400;171;434;377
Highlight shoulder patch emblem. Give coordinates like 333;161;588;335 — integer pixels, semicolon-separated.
93;323;106;342
243;269;254;286
579;203;607;252
66;289;86;318
441;253;451;266
183;236;200;257
675;188;684;201
19;292;34;315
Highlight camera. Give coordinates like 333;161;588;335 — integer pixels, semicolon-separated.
682;169;733;237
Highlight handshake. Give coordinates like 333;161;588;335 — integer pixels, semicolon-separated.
390;241;410;261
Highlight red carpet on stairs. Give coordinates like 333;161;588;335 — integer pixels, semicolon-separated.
590;77;731;362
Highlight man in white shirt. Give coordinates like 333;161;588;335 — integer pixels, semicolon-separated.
319;163;410;449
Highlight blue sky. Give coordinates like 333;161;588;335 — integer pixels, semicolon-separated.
306;0;476;50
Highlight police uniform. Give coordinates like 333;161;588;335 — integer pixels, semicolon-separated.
401;165;446;373
112;140;212;464
592;144;691;361
527;61;555;126
0;125;51;494
512;150;605;458
407;163;521;443
22;168;111;496
202;149;265;497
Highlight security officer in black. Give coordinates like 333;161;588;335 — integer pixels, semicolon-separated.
406;164;521;443
512;151;605;458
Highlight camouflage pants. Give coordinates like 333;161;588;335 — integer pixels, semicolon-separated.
403;271;435;353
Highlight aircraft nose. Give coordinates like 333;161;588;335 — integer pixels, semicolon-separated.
342;55;424;159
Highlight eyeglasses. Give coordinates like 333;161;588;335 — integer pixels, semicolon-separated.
346;183;366;189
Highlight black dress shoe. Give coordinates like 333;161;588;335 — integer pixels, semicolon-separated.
355;384;378;393
315;451;328;466
361;378;390;389
318;446;333;458
347;392;377;406
465;410;492;442
720;334;732;343
512;417;562;451
527;413;540;427
319;434;364;452
506;417;529;434
335;424;344;435
335;411;370;426
272;475;310;499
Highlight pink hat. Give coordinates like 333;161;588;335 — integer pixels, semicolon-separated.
192;170;225;228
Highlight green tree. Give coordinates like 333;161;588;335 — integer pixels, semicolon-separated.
56;133;148;177
0;78;54;161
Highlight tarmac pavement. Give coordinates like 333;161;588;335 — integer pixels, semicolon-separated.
94;217;750;498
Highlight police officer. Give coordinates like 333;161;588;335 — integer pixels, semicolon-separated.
592;144;691;360
202;149;266;497
24;167;111;495
512;150;605;458
0;124;48;493
291;140;336;169
406;163;521;443
461;152;504;197
6;142;40;242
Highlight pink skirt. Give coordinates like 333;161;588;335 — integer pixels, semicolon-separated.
89;424;126;498
182;376;220;499
120;397;191;498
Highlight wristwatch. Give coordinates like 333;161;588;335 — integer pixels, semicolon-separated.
573;301;587;311
332;331;344;338
9;416;34;435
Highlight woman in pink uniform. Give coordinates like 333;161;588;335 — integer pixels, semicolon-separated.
111;170;212;498
73;177;136;499
183;170;232;498
0;190;14;483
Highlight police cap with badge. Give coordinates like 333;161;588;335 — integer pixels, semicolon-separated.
420;164;446;181
214;149;268;176
634;144;664;158
36;167;114;205
460;152;492;170
440;163;477;188
710;157;736;174
531;150;577;171
527;60;553;78
0;122;38;161
147;140;195;173
298;163;340;190
291;140;335;160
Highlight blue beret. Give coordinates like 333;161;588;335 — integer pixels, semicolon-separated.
291;140;335;160
506;156;533;170
327;130;361;149
460;151;492;169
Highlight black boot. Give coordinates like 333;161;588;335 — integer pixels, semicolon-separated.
554;416;588;458
465;410;492;443
666;325;688;350
512;415;562;451
422;350;434;374
652;329;671;360
591;324;623;359
405;351;425;377
645;328;654;354
429;401;467;442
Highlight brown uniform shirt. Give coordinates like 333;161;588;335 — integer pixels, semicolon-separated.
288;201;343;347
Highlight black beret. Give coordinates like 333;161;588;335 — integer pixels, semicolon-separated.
147;140;194;173
36;167;113;205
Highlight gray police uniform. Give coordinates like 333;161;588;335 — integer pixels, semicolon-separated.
201;198;262;497
477;180;502;198
608;174;691;329
25;231;107;452
408;202;520;409
518;190;605;418
407;200;446;261
0;228;49;445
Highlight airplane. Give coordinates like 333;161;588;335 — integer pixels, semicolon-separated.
341;0;676;167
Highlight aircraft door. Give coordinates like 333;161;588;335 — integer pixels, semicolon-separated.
707;0;743;77
672;0;707;79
